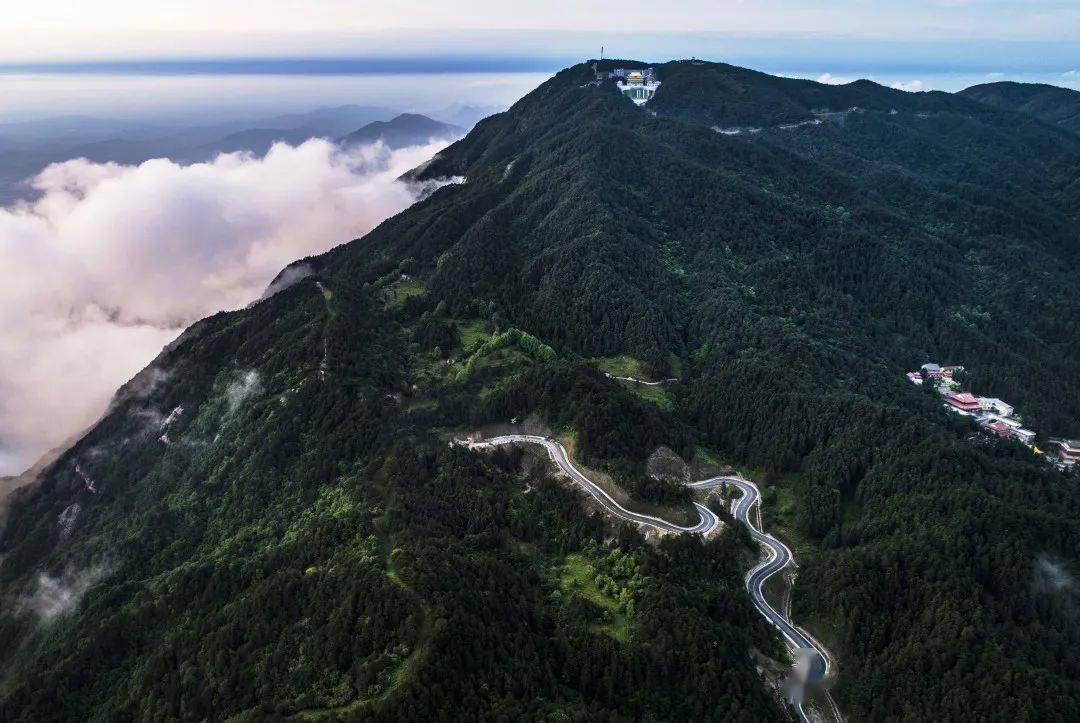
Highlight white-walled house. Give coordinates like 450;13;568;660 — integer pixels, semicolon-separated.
977;397;1015;418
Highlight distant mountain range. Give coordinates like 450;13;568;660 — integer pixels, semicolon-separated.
960;81;1080;135
0;105;487;204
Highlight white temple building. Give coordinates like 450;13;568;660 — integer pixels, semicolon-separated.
615;69;660;105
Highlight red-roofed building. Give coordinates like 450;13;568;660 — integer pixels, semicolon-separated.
946;392;980;413
986;421;1013;439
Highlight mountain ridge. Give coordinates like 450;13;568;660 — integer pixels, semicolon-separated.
960;80;1080;135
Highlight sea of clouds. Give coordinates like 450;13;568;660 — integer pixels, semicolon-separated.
0;137;452;475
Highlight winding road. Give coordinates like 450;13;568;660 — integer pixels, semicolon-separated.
460;433;832;721
465;435;720;535
693;476;830;684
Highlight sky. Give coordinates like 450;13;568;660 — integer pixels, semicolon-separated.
1;1;1078;64
0;72;548;124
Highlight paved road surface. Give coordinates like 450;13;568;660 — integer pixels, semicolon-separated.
603;372;678;386
461;434;831;721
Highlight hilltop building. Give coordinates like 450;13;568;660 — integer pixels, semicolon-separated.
613;67;661;105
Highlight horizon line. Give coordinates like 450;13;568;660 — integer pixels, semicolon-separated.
0;56;575;76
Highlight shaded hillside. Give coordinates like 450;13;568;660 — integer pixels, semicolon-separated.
961;81;1080;135
2;60;1079;722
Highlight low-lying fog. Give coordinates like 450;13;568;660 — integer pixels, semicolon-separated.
0;70;548;476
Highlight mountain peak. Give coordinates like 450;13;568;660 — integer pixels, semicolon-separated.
338;112;463;148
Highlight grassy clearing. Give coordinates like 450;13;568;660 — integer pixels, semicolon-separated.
589;355;676;409
385;280;426;308
589;355;647;378
623;381;675;411
557;553;630;642
454;319;492;353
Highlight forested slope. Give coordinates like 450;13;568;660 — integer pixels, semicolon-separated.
1;59;1079;721
961;81;1080;135
0;260;782;720
374;60;1080;718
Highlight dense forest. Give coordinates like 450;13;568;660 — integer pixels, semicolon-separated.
960;81;1080;135
2;60;1079;720
0;272;784;721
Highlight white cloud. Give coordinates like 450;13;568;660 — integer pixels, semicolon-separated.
260;262;314;300
225;370;262;415
891;79;925;91
19;563;110;622
816;73;849;85
0;137;453;474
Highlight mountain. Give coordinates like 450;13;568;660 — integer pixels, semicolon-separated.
428;104;504;129
173;127;324;161
960;81;1080;134
0;105;400;204
338;113;463;149
256;105;399;137
2;60;1079;721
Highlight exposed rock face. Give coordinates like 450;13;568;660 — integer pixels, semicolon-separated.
646;445;690;484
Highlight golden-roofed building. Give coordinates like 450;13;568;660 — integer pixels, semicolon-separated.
614;68;660;106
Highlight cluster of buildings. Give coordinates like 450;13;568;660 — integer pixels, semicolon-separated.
593;66;662;105
907;362;1077;471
